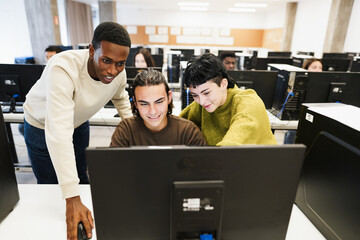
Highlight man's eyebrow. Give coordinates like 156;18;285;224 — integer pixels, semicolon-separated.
137;100;149;104
155;97;165;101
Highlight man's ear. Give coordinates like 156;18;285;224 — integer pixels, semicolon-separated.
89;44;95;59
167;91;172;104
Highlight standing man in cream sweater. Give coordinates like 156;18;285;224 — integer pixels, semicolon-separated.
23;22;132;239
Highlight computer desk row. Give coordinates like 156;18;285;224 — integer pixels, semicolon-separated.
3;107;298;130
0;184;326;240
3;107;297;163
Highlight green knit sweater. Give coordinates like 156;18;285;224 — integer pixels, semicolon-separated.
180;87;277;146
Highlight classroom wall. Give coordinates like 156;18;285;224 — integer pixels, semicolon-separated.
344;0;360;52
291;0;333;58
0;0;33;64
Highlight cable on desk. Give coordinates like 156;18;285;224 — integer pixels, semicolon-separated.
277;91;294;118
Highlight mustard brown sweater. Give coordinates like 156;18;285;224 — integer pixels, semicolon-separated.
180;87;277;146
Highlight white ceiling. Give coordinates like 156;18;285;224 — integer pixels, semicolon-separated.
73;0;298;13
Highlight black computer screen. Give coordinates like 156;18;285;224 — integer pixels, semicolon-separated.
0;64;44;104
170;49;195;61
87;145;305;240
152;54;164;67
321;58;351;71
227;70;278;109
304;72;360;107
254;57;293;70
268;51;292;58
322;52;350;59
350;58;360;72
296;130;360;240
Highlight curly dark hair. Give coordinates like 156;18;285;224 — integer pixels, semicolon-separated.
91;22;131;49
131;68;173;116
184;53;235;88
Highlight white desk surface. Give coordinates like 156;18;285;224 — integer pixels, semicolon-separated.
3;107;298;130
0;184;325;240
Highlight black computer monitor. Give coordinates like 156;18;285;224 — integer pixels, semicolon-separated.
297;51;314;56
254;57;293;70
321;58;351;71
350;58;360;72
0;64;44;112
268;51;292;58
227;70;278;109
295;104;360;240
152;54;164;67
170;49;195;61
87;145;305;240
304;72;360;107
0;107;20;222
322;52;350;59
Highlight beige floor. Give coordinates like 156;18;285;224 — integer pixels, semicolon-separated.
13;123;287;184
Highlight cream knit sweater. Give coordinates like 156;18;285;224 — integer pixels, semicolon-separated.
24;49;132;199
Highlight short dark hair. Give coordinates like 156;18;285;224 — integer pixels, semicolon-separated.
134;48;156;67
184;53;235;88
131;68;173;116
302;58;322;69
45;46;63;53
219;51;236;61
91;22;131;50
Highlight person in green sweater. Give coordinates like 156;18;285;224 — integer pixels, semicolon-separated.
180;53;277;146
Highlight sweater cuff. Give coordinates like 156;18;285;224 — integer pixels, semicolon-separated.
60;182;80;199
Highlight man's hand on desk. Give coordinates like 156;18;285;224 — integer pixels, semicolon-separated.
66;196;94;240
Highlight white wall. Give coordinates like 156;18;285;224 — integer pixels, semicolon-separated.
344;0;360;52
116;8;280;29
0;0;33;63
291;0;332;58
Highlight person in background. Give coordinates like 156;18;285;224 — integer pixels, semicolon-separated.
180;53;277;146
111;68;206;147
23;22;133;240
219;51;236;70
284;57;324;144
303;58;323;72
45;45;63;62
134;48;155;68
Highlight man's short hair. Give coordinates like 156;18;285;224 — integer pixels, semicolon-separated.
184;53;235;88
219;51;236;61
45;46;63;53
91;22;131;50
131;68;173;116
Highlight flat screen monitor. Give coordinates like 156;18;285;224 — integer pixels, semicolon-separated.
295;104;360;240
322;52;350;59
297;51;314;56
0;107;20;222
152;54;164;67
350;58;360;72
227;70;278;109
268;51;292;58
170;49;195;61
321;58;351;71
304;72;360;107
86;145;306;240
254;57;293;70
0;64;44;112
